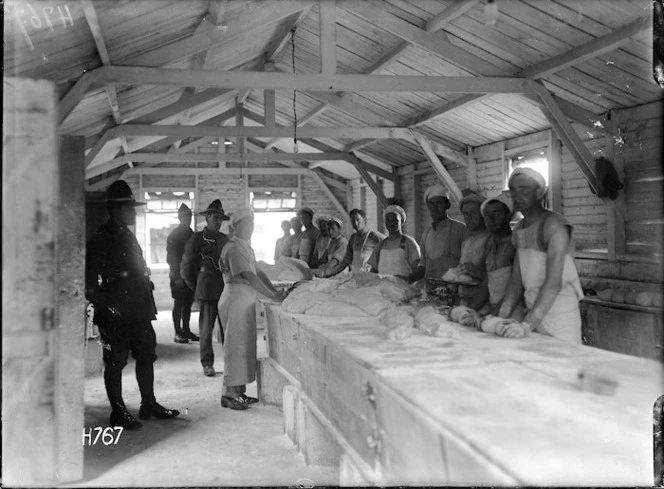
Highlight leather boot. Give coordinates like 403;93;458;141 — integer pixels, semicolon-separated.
109;403;142;430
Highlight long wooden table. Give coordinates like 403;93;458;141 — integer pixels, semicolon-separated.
260;302;662;486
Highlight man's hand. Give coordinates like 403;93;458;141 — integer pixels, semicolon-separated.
458;262;482;280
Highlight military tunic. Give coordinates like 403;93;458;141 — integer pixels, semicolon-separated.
166;225;194;300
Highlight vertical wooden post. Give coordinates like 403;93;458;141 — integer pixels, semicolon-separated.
548;129;563;214
604;110;626;259
55;136;86;482
376;178;384;233
466;145;477;192
265;61;276;129
2;78;59;485
413;173;423;240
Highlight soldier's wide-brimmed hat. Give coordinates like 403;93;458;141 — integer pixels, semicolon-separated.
178;203;192;215
106;180;145;207
199;199;230;220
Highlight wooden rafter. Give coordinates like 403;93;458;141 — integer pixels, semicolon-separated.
121;1;311;67
339;0;505;77
411;131;463;205
347;153;388;206
518;15;650;79
58;68;103;125
207;0;229;26
425;0;481;31
98;67;531;93
319;0;337;74
400;13;648;129
265;0;478;155
528;81;597;192
80;0;129;154
279;138;395;182
115;124;415;140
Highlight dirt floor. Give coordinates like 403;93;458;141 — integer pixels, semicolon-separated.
73;311;338;487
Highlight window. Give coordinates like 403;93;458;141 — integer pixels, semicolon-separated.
250;190;297;211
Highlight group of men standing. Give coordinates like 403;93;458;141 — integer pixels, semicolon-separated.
86;169;583;430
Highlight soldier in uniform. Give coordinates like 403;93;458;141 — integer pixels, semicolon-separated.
166;203;197;344
180;199;230;377
85;180;180;430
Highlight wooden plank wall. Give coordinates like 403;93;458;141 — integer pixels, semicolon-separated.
616;102;663;256
560;138;608;252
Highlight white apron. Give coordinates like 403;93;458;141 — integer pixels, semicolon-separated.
514;215;583;343
350;232;372;272
377;247;410;276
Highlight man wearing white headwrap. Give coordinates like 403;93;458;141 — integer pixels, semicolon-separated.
315;209;385;277
498;169;584;342
478;193;523;318
407;185;469;283
217;208;286;410
367;205;421;277
457;192;491;310
310;215;331;268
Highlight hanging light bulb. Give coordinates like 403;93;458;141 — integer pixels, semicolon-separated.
293;139;299;153
484;0;498;27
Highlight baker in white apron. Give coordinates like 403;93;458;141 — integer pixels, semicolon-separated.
295;207;320;266
477;194;523;318
318;209;385;277
499;168;583;343
457;192;491;309
406;185;469;284
218;208;286;410
367;205;421;278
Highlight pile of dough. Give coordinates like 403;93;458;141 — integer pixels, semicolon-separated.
281;274;412;317
381;307;414;340
257;257;314;282
480;316;529;338
442;267;475;284
449;306;481;328
414;306;460;339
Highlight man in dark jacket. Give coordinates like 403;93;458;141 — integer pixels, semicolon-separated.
181;199;230;377
166;203;196;343
86;180;180;430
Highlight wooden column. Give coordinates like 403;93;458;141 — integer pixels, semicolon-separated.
466;145;477;192
55;136;86;482
3;78;84;484
604;110;626;259
548;130;563;214
413;173;423;240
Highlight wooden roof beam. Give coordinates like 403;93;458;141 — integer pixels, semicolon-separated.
99;66;531;93
80;0;129;154
519;15;651;79
401;15;649;129
425;0;481;31
121;0;312;67
339;0;506;77
347;153;388;207
275;138;396;182
58;68;103;125
109;152;349;164
319;0;337;74
207;0;229;27
116;124;414;140
411;132;463;205
528;81;597;192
